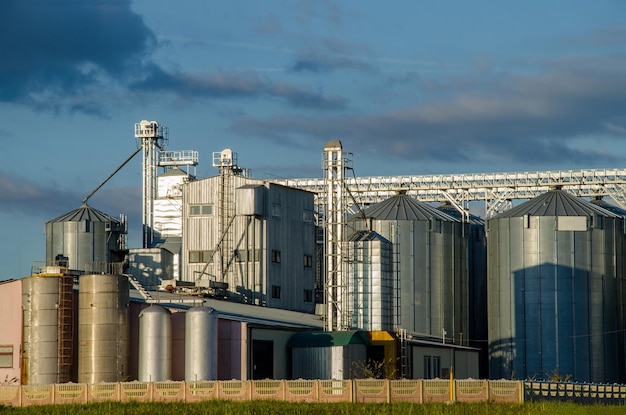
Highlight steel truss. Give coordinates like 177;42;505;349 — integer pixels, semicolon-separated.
274;168;626;218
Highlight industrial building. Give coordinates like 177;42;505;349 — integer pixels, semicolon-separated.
180;150;317;312
3;121;626;385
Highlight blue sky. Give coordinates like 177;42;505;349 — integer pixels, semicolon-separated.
1;0;626;279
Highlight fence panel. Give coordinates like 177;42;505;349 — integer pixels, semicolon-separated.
218;380;251;401
422;379;451;403
0;385;21;407
120;382;152;402
153;381;185;402
284;379;318;403
185;381;218;402
354;379;389;403
490;380;523;403
54;383;87;404
525;381;626;405
390;379;422;403
87;382;120;403
21;384;54;406
251;380;285;401
317;380;352;403
455;379;487;403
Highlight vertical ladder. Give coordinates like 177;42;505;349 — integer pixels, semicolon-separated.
218;167;236;284
57;275;74;383
397;328;410;378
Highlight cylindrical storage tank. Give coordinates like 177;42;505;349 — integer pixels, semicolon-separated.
138;305;172;382
78;274;129;383
22;274;74;385
350;192;470;345
346;230;393;331
438;202;488;377
487;189;626;383
185;306;218;381
45;204;125;272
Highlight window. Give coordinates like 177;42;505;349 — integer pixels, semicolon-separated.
303;209;314;222
304;289;313;303
272;250;281;263
271;285;281;299
236;249;260;262
304;255;313;268
0;345;13;368
189;250;214;263
271;203;281;218
190;204;213;216
423;355;441;379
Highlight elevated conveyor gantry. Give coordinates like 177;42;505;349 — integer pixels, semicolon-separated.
273;168;626;218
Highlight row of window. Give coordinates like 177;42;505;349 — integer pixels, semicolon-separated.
188;250;312;267
189;204;313;222
271;286;313;302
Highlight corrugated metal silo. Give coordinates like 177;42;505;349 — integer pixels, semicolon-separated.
487;189;626;382
185;306;218;381
21;273;74;385
45;204;125;272
437;202;488;376
346;230;393;331
78;274;129;383
350;192;469;344
138;305;172;382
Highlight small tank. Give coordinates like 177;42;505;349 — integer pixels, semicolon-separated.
78;274;129;383
138;305;172;382
185;306;218;381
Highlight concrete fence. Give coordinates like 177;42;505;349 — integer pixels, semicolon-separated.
0;379;525;407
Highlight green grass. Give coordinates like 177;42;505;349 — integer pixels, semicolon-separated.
0;401;625;415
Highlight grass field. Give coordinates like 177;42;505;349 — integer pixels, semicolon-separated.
1;401;625;415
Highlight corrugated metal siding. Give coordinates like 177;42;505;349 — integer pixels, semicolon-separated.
354;214;469;343
182;176;315;312
488;200;626;383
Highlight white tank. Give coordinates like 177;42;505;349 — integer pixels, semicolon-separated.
185;306;218;381
138;305;172;382
78;274;129;383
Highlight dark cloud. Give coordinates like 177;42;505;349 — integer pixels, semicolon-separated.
232;54;626;169
0;171;140;223
131;65;349;110
0;0;155;106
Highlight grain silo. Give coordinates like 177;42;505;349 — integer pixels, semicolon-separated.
138;305;172;382
185;306;218;381
437;201;488;376
487;188;626;382
45;204;126;273
350;192;469;344
346;230;393;331
21;271;74;385
78;274;129;383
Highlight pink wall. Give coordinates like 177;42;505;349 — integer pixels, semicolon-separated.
0;280;23;383
218;320;247;380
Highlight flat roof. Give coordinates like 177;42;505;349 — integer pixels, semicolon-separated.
130;289;325;330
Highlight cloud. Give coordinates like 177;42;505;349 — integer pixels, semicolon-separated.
130;64;349;110
231;54;626;169
291;50;373;73
0;0;156;107
0;171;140;222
